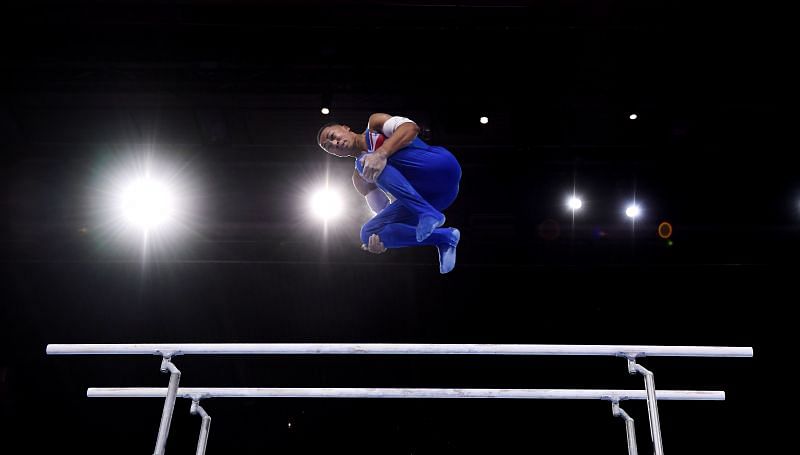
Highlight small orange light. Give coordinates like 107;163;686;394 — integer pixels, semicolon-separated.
658;222;673;239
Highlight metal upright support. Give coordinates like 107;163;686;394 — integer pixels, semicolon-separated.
612;400;639;455
627;358;663;455
190;399;211;455
153;356;181;455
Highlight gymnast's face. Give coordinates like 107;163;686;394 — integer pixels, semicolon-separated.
318;124;358;157
319;125;358;157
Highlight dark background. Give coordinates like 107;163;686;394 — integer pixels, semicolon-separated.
0;1;789;453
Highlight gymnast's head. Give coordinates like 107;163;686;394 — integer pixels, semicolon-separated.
316;122;359;158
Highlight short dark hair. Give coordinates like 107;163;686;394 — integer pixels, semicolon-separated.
316;122;339;150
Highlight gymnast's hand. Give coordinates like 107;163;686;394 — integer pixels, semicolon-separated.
361;152;387;183
361;234;387;254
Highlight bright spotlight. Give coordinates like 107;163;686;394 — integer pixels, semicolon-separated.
625;204;641;219
629;113;638;120
321;107;330;115
119;177;176;230
310;188;343;221
480;116;489;124
567;196;583;211
92;152;198;256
